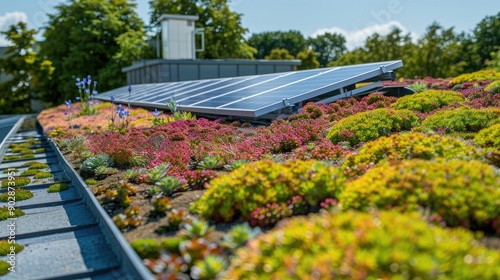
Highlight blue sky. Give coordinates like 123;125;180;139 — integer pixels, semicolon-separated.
1;0;499;49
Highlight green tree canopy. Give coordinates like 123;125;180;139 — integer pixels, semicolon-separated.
248;30;307;59
0;22;54;114
150;0;254;59
410;22;467;78
264;48;295;60
330;27;416;77
467;12;500;71
308;32;346;67
296;49;319;70
39;0;146;105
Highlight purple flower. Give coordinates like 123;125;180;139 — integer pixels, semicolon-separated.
75;97;80;101
117;104;124;111
94;81;97;86
118;110;129;119
128;85;132;93
76;78;80;82
151;109;161;117
64;100;72;108
92;90;98;95
88;101;93;105
64;111;68;116
87;75;91;80
82;78;87;84
111;96;115;101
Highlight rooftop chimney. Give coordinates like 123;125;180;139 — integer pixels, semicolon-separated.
157;14;203;60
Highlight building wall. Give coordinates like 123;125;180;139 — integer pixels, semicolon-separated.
123;59;302;84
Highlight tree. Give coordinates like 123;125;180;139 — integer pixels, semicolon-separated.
410;22;467;78
0;22;54;114
39;0;147;104
149;0;254;59
468;12;500;71
248;30;307;59
308;32;346;67
264;48;295;60
487;49;500;71
296;49;319;70
330;27;417;77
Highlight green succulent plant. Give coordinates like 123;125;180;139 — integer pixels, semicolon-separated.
155;176;183;196
221;223;262;250
197;155;222;170
179;218;214;239
190;255;227;280
146;163;170;184
80;154;113;179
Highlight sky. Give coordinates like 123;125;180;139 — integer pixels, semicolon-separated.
0;0;499;50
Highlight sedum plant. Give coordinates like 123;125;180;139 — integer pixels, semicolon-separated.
155;176;184;196
179;218;214;239
449;69;500;86
0;207;24;221
340;159;500;231
474;123;500;149
130;239;160;259
224;211;500;279
408;81;427;93
420;107;500;133
33;171;53;179
197;155;222;170
190;255;227;280
221;223;262;250
326;108;419;146
474;123;500;165
0;240;24;255
343;132;482;170
189;159;346;222
146;163;170;184
1;177;31;188
392;89;465;113
27;162;49;170
0;188;33;201
47;183;69;193
150;197;172;217
80;154;113;179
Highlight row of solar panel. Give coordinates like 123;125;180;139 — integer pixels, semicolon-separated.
96;60;403;117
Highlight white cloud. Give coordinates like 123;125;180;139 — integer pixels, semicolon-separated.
311;20;418;50
0;12;28;46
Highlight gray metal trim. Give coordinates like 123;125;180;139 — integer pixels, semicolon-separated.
0;115;26;163
48;140;154;280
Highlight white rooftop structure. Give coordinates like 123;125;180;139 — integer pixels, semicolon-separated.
157;14;203;60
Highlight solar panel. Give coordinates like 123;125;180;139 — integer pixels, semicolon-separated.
95;60;403;119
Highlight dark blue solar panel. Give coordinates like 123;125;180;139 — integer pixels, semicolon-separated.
193;69;336;108
221;62;395;110
176;73;285;105
95;60;403;118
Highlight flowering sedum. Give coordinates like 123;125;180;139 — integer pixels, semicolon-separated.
343;132;482;170
326;108;419;146
189;159;346;222
392;89;465;113
421;107;500;133
341;159;500;230
224;211;500;279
